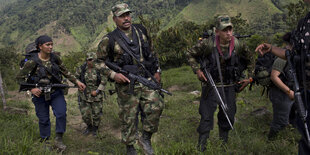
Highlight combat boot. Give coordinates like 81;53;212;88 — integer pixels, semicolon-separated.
219;128;229;143
267;129;278;141
83;124;93;135
197;132;209;152
126;145;137;155
40;137;52;151
54;133;67;152
138;131;154;155
92;126;98;137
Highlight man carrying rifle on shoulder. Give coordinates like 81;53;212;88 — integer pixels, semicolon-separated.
186;15;255;152
96;3;165;155
256;0;310;153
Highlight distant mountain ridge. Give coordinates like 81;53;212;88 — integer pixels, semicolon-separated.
0;0;296;53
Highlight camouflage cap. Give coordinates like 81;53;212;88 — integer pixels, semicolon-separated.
215;15;233;30
112;3;132;17
86;52;97;60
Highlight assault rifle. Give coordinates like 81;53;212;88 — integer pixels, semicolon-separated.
20;81;76;101
200;64;234;130
286;49;310;145
105;61;172;98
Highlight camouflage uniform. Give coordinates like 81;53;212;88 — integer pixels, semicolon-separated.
75;52;107;128
186;15;254;149
97;4;163;146
16;42;79;140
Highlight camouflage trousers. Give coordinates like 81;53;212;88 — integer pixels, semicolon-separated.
79;100;103;127
116;84;164;145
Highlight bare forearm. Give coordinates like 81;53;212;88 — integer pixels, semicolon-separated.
271;46;286;60
271;75;290;94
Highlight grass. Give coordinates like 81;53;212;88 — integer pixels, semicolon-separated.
0;65;300;154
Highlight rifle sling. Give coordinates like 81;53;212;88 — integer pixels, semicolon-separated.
213;40;228;107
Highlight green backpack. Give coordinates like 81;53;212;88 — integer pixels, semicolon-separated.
254;52;276;87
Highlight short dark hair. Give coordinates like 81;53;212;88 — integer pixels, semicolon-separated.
282;32;291;43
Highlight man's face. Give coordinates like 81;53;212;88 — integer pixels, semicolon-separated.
39;42;53;54
113;12;132;30
87;59;94;68
216;26;233;43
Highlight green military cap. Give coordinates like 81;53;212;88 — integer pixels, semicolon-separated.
86;52;97;61
112;3;132;17
215;15;233;30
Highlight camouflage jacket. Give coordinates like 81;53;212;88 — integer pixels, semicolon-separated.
97;26;160;80
16;53;78;87
75;62;108;102
186;36;255;84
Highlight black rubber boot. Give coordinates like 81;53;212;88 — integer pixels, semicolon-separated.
126;145;137;155
138;131;154;155
268;129;278;141
83;124;93;135
92;126;98;136
197;132;209;152
54;133;66;151
219;128;229;143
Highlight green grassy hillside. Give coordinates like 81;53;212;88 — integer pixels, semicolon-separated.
0;0;189;52
166;0;294;29
0;0;299;53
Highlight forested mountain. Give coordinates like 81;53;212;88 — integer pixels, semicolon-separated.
0;0;298;53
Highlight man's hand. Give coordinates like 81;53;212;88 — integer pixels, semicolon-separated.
287;90;295;100
114;73;130;84
238;78;251;92
77;80;86;91
91;91;97;97
31;88;42;97
154;72;161;83
255;43;272;56
196;69;207;82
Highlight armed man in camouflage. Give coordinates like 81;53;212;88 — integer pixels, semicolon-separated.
97;3;163;155
186;15;255;152
75;52;107;136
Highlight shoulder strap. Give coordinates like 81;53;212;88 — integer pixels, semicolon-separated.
213;36;228;106
106;30;117;61
80;62;87;84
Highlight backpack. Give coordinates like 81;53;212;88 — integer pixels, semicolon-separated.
20;42;38;68
253;52;277;87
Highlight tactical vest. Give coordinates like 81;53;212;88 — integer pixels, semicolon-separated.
25;52;62;84
205;38;245;84
279;62;294;90
79;62;101;86
105;24;158;76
